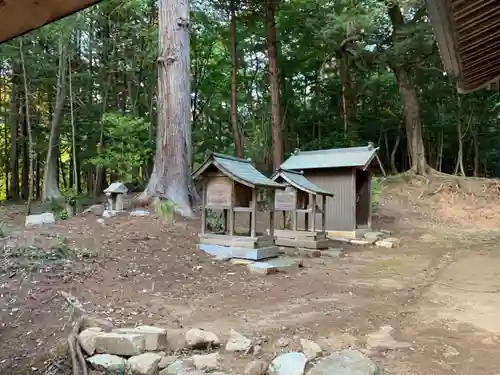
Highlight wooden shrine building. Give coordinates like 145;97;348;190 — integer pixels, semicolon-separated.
192;152;284;260
280;143;385;238
271;169;333;249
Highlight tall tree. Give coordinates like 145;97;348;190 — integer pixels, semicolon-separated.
266;0;283;170
43;35;68;200
139;0;195;216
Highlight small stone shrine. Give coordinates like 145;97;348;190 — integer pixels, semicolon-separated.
104;182;128;211
192;152;284;260
271;169;333;249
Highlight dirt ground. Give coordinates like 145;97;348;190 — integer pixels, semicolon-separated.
2;175;500;375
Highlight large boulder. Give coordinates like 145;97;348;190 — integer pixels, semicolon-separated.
127;352;163;375
307;350;382;375
225;329;252;352
185;328;220;349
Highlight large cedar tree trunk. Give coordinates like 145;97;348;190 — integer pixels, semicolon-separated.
392;66;427;174
388;4;427;174
230;0;244;158
140;0;195;216
43;37;68;200
266;0;283;171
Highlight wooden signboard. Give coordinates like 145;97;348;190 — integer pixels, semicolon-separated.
206;177;232;207
275;190;296;211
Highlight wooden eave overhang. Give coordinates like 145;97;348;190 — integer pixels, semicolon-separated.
427;0;500;93
0;0;103;44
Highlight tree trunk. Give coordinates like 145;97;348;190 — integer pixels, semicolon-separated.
8;63;21;200
338;52;357;144
454;94;466;176
266;0;283;171
19;38;34;213
69;49;78;190
387;4;427;175
43;36;68;200
230;0;244;158
392;65;427;174
390;131;400;174
140;0;195;216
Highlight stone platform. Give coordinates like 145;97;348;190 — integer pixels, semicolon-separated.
274;229;329;249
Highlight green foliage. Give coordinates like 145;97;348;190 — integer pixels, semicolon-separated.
90;113;153;183
155;199;176;221
207;209;224;232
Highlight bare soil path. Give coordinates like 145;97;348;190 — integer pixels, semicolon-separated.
2;178;500;375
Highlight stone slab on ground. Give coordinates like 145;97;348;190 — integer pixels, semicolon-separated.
264;256;303;273
231;246;280;260
350;239;374;246
363;232;386;241
113;325;167;351
225;329;252;352
307;350;382;375
127;352;163;375
185;328;220;349
191;352;220;371
130;210;150;216
25;212;55;227
321;248;344;258
247;262;277;275
94;332;145;356
230;258;255;266
87;354;126;373
275;238;329;249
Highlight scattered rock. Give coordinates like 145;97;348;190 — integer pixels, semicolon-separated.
130;210;150;216
363;232;385;241
225;329;253;352
247;262;277;275
185;328;220;349
95;332;145;356
253;344;263;357
230;259;255;266
159;355;178;370
167;328;187;351
296;248;321;258
365;325;411;351
191;352;220;371
83;204;105;216
78;327;103;356
321;249;343;258
87;354;126;373
350;239;373;246
300;339;322;360
127;352;163;375
245;360;269;375
265;257;303;273
307;350;382;375
375;240;393;248
25;212;55;227
160;358;196;375
269;352;307;375
113;325;167;351
276;337;290;348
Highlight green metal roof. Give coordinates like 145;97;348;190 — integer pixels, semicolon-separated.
272;169;333;196
280;144;379;171
192;152;283;188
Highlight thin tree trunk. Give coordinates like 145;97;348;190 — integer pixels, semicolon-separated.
266;0;283;171
230;0;244;158
338;52;357;144
437;127;444;172
8;63;21;200
43;36;68;200
68;50;78;190
19;38;34;214
454;93;466;176
140;0;195;216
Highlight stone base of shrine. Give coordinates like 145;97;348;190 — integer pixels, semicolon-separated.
273;229;329;249
198;243;279;261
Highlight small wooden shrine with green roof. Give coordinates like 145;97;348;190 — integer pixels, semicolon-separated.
192;152;284;260
271;169;333;249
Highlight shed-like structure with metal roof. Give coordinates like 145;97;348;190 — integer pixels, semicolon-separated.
193;152;283;260
427;0;500;93
0;0;103;44
271;169;333;249
280;144;384;238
